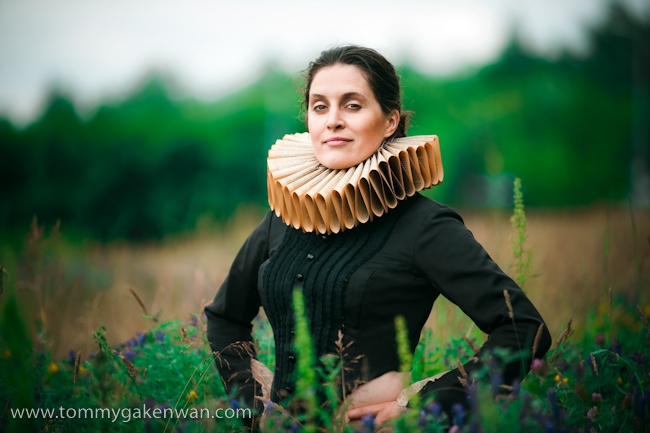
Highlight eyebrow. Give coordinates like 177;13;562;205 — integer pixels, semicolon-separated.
309;92;367;103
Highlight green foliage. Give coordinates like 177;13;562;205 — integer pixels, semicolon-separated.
1;7;648;241
510;177;535;292
291;288;318;422
394;315;413;376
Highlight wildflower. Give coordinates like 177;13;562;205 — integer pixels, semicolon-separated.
575;360;585;382
427;402;442;420
611;406;615;414
47;362;59;374
156;332;165;342
189;315;198;327
129;338;138;347
613;344;622;355
543;418;554;433
491;372;503;395
451;403;464;427
362;413;375;430
617;376;623;385
449;426;460;433
185;390;198;401
137;332;145;347
595;333;605;347
2;349;10;358
554;374;561;382
558;360;569;372
629;374;638;386
586;406;598;421
629;350;645;365
89;352;95;360
229;399;240;410
548;388;561;421
592;393;602;403
124;349;136;360
531;359;544;374
68;350;76;366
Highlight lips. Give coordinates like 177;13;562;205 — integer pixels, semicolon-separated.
324;137;352;146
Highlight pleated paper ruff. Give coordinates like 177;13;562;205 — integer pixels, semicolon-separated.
267;132;444;234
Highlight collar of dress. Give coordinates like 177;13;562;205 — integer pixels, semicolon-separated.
267;132;444;234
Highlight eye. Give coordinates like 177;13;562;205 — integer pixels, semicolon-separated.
313;104;327;112
346;103;361;110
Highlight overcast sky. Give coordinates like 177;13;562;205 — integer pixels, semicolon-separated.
0;0;648;125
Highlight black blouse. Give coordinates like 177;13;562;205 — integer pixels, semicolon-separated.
205;193;551;417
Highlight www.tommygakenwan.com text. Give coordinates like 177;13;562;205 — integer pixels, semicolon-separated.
10;406;251;422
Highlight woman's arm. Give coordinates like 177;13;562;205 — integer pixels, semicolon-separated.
204;210;274;415
412;203;552;412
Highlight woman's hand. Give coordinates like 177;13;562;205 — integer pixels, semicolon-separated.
346;401;407;429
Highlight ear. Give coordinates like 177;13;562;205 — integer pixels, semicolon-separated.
383;109;400;138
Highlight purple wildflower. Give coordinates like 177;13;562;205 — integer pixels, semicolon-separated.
592;393;602;403
189;315;198;327
491;372;503;395
531;358;544;375
427;402;442;420
68;350;76;366
156;331;165;342
451;403;464;427
543;417;554;433
587;406;598;421
137;332;145;347
361;413;375;430
129;338;138;347
613;343;622;355
449;426;459;433
418;409;428;429
548;388;561;422
229;399;240;410
630;350;645;365
124;349;136;360
558;359;569;372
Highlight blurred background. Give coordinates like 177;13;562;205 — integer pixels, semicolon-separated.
0;0;649;359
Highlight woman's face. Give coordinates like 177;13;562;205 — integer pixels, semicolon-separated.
307;64;399;170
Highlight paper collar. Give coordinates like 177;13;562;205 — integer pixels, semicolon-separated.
267;132;443;234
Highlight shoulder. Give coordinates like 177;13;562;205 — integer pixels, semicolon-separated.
400;193;465;229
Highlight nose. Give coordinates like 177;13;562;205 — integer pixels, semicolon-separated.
326;107;344;130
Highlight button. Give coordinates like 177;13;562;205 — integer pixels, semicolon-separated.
290;329;295;335
288;354;296;361
296;274;304;282
307;254;314;261
285;386;293;392
321;235;328;241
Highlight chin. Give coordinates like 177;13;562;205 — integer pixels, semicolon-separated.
317;156;359;170
314;149;371;170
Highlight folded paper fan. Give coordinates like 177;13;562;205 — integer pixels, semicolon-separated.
267;132;443;234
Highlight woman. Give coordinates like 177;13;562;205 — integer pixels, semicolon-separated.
205;45;551;429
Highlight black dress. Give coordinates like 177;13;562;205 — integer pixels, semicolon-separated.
205;193;551;419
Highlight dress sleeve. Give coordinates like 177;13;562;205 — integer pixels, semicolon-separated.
411;204;552;412
204;210;273;415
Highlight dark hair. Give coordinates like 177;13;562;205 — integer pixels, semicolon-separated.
300;45;413;141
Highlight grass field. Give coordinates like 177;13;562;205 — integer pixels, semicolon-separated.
3;203;647;361
1;202;649;432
